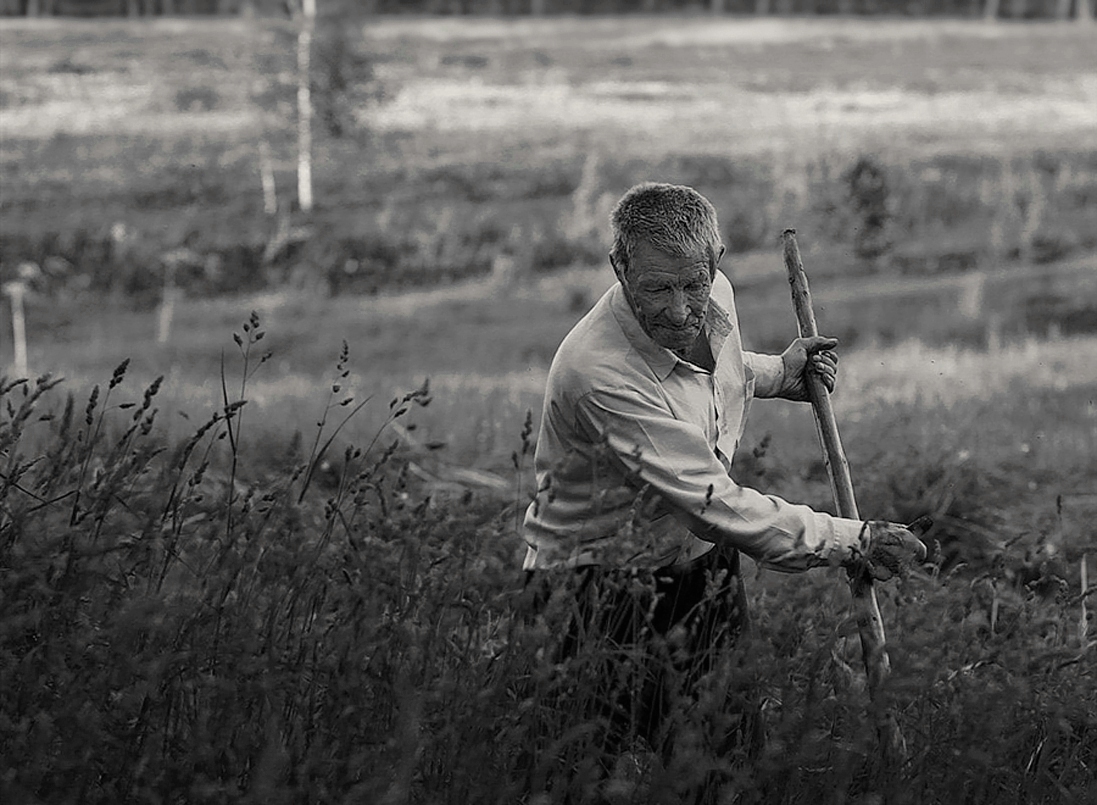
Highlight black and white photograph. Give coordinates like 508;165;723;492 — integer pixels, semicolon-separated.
1;1;1095;803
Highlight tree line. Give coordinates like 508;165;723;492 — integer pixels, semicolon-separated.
4;0;1094;19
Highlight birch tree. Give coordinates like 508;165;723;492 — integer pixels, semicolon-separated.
297;0;316;213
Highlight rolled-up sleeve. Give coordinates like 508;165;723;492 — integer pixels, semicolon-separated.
577;385;863;572
744;351;786;399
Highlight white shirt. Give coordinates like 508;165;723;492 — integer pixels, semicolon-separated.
522;269;864;571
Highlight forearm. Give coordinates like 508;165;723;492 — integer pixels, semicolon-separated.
625;447;864;571
582;391;863;571
744;351;786;399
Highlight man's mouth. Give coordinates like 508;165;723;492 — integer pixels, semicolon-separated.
656;323;699;335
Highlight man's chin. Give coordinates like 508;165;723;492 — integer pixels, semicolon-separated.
654;329;700;352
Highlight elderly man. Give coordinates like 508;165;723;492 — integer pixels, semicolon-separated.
522;183;925;781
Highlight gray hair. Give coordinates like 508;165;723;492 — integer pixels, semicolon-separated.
609;183;723;277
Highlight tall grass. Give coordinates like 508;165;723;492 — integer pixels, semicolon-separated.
2;317;1093;804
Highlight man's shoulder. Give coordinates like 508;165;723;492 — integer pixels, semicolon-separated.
547;286;644;399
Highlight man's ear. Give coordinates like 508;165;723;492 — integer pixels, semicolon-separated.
712;245;726;276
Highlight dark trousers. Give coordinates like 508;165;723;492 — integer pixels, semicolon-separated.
528;548;762;770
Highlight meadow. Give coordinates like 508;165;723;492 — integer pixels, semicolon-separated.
1;12;1096;804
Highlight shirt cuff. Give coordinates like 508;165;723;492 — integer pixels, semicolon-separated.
816;513;866;566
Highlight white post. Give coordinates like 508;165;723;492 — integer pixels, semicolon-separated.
4;282;28;378
297;0;316;213
959;272;986;319
259;139;278;216
158;262;177;345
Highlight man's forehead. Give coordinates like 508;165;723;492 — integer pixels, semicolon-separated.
631;241;709;273
630;258;711;282
632;239;706;260
633;266;710;285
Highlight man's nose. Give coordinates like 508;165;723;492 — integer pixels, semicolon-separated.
665;290;689;324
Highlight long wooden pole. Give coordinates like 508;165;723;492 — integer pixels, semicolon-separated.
782;229;907;768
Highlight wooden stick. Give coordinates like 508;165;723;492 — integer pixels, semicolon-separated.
782;229;908;768
1081;554;1089;648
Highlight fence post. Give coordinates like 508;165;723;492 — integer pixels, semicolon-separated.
158;261;178;345
3;281;28;378
260;139;278;216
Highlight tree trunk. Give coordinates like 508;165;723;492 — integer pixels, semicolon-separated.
984;0;1000;18
25;0;40;16
530;0;546;15
297;0;316;213
1078;0;1095;21
754;0;771;13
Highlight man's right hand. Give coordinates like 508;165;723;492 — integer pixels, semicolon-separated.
850;521;929;581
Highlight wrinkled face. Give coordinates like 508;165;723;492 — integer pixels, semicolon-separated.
615;240;715;355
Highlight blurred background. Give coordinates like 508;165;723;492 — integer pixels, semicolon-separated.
1;3;1095;521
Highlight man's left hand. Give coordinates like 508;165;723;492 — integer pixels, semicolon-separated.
779;336;839;402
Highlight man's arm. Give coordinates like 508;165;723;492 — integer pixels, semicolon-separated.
577;385;864;572
744;351;785;398
747;337;839;402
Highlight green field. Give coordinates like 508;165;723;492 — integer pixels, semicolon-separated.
2;14;1096;804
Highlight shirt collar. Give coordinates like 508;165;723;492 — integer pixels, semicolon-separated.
609;282;734;382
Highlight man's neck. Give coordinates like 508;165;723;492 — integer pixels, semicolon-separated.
675;328;715;372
